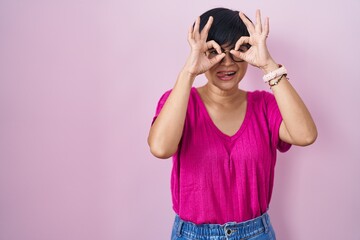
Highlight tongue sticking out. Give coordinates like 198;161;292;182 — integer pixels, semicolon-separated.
217;71;236;80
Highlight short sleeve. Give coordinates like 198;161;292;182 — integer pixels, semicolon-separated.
263;91;292;152
151;89;172;126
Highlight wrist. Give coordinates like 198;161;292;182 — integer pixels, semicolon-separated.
262;64;287;83
182;59;200;79
179;68;196;83
260;60;279;74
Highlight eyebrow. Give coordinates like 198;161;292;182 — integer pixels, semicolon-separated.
208;47;231;52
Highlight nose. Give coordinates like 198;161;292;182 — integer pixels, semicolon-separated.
220;50;235;65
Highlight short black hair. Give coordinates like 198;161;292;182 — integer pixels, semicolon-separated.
198;7;250;48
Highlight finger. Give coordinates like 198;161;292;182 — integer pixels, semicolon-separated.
230;50;245;61
200;16;213;40
209;52;226;65
239;12;255;34
206;40;222;54
234;36;250;51
230;50;255;65
263;17;269;38
193;16;201;40
187;25;195;44
255;9;262;33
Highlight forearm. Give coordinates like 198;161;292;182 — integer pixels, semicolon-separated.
147;70;195;159
262;63;317;146
272;76;317;145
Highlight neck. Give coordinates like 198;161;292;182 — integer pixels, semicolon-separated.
203;84;244;107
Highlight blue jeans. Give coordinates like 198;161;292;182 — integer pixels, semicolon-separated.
171;212;276;240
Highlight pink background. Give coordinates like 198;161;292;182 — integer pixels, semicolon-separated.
0;0;359;239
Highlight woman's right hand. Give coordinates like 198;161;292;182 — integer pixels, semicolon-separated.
183;16;225;77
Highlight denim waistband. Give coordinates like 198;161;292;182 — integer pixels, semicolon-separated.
173;212;271;239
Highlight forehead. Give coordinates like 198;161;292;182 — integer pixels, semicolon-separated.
221;43;234;50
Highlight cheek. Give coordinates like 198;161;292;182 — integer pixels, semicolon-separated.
204;69;215;80
237;64;248;76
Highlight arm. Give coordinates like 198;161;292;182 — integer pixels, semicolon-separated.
147;71;194;159
147;16;225;159
263;63;318;146
231;9;317;146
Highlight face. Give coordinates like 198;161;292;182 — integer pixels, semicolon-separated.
204;44;249;91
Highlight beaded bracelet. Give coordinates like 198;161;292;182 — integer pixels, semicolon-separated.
268;74;287;88
263;65;287;82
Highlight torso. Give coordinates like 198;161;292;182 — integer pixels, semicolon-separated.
164;87;291;224
196;86;247;137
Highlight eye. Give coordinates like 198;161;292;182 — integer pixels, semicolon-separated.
206;49;219;59
239;44;251;52
208;49;218;54
239;45;249;53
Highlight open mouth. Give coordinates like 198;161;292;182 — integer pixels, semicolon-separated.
216;71;237;80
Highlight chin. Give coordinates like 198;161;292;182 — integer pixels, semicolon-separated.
213;80;241;91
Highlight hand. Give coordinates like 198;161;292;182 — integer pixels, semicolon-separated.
230;10;278;73
183;16;225;77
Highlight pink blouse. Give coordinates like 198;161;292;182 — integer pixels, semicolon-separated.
152;87;291;224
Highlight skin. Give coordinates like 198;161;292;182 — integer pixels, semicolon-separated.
148;9;318;159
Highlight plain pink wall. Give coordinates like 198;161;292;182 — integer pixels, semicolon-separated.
0;0;359;239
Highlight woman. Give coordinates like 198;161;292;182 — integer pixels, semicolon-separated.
148;7;317;240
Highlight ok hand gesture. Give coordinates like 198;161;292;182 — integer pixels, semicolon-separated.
184;16;225;77
230;10;277;73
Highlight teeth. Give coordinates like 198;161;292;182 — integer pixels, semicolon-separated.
226;72;235;76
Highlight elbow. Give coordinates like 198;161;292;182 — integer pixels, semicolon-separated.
305;125;318;146
296;129;318;146
302;133;317;146
149;146;174;159
147;137;176;159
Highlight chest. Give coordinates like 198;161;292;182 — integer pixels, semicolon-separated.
205;102;247;137
181;97;273;168
181;115;272;176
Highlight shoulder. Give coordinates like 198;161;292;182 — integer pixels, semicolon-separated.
153;89;173;115
158;87;198;99
156;87;199;108
159;89;172;99
155;89;172;106
248;90;274;104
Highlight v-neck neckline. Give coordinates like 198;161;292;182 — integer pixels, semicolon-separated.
192;87;252;142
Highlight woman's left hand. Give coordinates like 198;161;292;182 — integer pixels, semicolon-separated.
230;9;277;73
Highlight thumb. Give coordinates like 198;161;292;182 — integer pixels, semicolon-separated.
230;50;246;61
209;53;225;65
